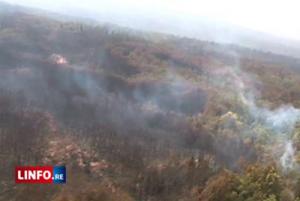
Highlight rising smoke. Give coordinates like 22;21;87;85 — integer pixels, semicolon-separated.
227;63;300;171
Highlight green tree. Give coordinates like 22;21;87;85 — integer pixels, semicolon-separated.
199;165;282;201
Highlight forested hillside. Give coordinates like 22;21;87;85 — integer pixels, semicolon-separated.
1;6;300;201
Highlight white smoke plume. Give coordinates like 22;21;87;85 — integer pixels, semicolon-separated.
225;65;300;170
280;140;296;171
257;105;300;134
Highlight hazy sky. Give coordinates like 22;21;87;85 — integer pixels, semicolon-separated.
2;0;300;41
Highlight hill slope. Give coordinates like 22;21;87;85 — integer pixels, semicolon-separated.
0;5;300;201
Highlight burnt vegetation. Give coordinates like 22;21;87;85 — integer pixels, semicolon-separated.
1;5;300;201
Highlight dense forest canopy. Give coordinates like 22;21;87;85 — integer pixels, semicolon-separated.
0;3;300;201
